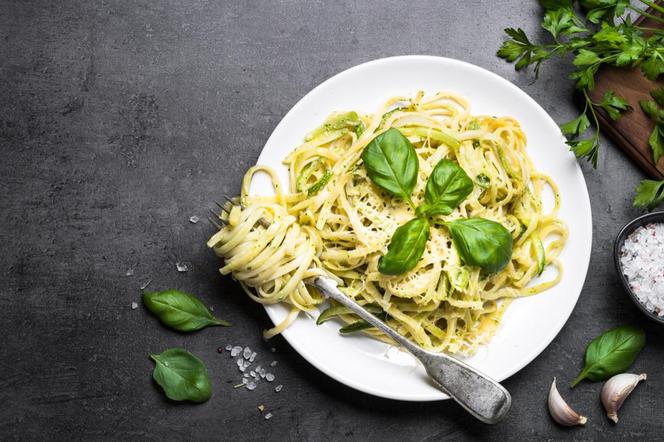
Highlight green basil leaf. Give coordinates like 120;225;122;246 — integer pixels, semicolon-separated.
419;159;473;216
446;218;513;273
571;325;645;387
362;128;419;200
378;218;430;275
150;348;212;402
143;289;230;332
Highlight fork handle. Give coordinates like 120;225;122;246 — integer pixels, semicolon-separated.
309;276;511;424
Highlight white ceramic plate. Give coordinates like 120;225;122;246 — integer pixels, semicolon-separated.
251;56;592;401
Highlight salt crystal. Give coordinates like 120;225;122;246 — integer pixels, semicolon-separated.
265;373;275;382
189;215;200;224
620;222;664;316
274;385;283;392
131;302;138;310
175;261;189;272
258;405;265;412
140;279;152;290
246;381;257;391
231;346;242;357
225;345;232;351
269;361;277;367
243;347;252;359
249;352;257;362
249;371;256;377
125;267;135;277
264;412;273;420
242;377;249;385
236;359;244;367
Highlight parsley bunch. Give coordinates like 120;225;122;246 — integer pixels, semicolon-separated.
497;0;664;209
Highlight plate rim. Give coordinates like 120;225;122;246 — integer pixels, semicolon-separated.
254;55;593;401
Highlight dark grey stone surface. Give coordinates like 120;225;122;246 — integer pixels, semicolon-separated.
1;0;663;440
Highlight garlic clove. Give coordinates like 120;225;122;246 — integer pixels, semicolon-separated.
548;378;588;426
601;373;647;424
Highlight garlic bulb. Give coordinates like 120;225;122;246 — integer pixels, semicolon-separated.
548;378;587;426
601;373;647;423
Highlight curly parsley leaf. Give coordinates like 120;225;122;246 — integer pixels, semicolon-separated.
600;90;632;120
560;112;591;136
634;179;664;210
542;8;588;39
641;54;664;80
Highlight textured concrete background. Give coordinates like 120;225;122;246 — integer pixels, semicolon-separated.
1;0;663;440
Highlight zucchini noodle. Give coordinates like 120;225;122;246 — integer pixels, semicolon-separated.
208;91;568;354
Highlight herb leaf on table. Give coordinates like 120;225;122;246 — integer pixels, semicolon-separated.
634;179;664;209
571;325;645;387
143;289;230;332
150;348;212;402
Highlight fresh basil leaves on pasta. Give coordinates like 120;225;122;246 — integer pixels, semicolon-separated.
150;348;212;402
446;218;513;273
417;159;473;217
361;127;419;201
143;289;230;332
378;218;430;275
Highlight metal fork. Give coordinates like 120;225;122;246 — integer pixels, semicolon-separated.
211;197;511;424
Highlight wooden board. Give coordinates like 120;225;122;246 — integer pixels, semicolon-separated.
588;12;664;179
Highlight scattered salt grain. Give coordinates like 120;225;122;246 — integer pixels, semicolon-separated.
250;370;256;377
249;352;257;362
140;279;152;290
175;261;189;272
246;381;257;391
243;347;252;359
231;346;242;357
225;344;232;351
131;302;138;310
269;361;277;367
265;373;275;382
264;412;273;420
274;385;283;393
189;215;200;224
620;222;664;316
125;267;135;277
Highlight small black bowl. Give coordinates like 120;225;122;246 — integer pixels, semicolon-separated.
614;211;664;324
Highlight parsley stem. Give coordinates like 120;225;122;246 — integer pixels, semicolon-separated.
628;5;664;25
640;0;664;16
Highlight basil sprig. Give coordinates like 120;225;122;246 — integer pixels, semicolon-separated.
445;218;513;273
571;325;645;387
150;348;212;402
361;127;419;203
361;128;512;275
416;159;474;217
143;289;230;332
378;218;430;275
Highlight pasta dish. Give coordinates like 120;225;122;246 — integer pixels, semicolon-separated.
207;91;567;354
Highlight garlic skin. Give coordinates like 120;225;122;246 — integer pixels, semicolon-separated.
601;373;647;423
548;378;588;426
